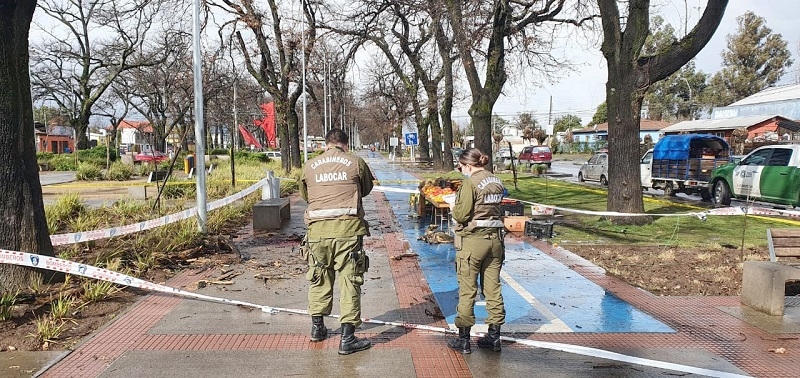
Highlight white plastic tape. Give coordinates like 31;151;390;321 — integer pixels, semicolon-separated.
372;186;419;194
0;249;279;313
0;250;749;378
49;178;269;246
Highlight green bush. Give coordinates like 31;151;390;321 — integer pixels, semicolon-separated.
234;151;268;164
76;162;103;180
106;161;134;181
49;154;78;171
532;164;548;175
78;146;118;162
208;148;228;155
37;151;54;162
161;181;196;199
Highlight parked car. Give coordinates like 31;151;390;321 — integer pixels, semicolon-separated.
133;151;169;163
264;151;282;160
709;144;800;207
496;147;513;159
518;145;552;167
452;147;464;162
578;151;609;186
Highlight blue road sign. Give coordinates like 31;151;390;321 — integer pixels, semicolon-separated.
405;132;418;146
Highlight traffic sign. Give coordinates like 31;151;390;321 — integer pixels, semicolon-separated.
405;132;418;146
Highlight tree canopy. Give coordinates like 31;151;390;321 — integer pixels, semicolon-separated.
705;11;793;107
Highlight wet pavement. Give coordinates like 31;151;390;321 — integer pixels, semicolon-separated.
7;152;800;377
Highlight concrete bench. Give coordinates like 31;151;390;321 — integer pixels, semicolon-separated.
253;197;290;230
741;229;800;315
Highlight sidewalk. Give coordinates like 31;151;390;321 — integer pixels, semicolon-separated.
27;156;800;377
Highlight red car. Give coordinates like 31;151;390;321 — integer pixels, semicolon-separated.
134;151;169;163
518;145;552;167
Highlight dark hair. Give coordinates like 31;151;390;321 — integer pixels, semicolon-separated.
459;148;489;167
325;128;348;145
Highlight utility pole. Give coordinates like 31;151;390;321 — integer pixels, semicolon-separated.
301;0;308;162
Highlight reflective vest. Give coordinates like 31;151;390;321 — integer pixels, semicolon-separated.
465;170;505;230
303;148;363;223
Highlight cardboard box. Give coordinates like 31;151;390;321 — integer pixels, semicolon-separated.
503;216;530;232
530;205;555;217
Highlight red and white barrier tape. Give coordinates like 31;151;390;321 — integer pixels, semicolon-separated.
372;186;795;221
49;178;270;246
0;249;749;377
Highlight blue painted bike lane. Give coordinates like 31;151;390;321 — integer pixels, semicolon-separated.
365;153;672;334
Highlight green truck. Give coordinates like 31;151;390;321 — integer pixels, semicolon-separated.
709;144;800;206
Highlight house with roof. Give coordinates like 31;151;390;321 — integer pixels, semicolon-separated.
569;119;672;150
34;122;75;154
661;114;800;143
712;84;800;121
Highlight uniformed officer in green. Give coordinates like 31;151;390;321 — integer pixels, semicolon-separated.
447;148;506;354
300;128;374;355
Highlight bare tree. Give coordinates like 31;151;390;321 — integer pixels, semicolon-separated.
599;0;727;223
212;0;317;171
30;0;165;150
0;2;63;292
444;0;597;166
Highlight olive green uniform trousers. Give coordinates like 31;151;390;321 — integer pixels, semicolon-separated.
454;232;506;327
305;236;367;326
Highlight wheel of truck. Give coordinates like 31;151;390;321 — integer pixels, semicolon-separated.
578;172;585;182
663;182;677;197
700;189;712;202
599;175;608;186
713;180;732;206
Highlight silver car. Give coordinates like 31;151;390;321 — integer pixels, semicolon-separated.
578;151;609;186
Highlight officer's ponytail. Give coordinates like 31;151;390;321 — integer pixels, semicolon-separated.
459;148;489;168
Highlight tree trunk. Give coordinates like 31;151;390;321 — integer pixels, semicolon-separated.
0;1;63;292
274;99;291;172
470;97;495;161
425;93;443;170
605;73;648;224
288;103;302;169
599;0;727;224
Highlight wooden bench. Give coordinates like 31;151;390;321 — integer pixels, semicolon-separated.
741;229;800;315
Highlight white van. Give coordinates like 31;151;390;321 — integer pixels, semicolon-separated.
265;151;282;160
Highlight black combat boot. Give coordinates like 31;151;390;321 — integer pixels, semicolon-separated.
477;324;501;352
447;326;472;354
310;315;327;342
338;323;371;355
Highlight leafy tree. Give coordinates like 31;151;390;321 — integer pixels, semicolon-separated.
705;11;793;107
515;112;536;131
588;102;607;127
599;0;727;224
553;114;582;133
492;114;510;135
522;126;535;144
642;17;709;121
532;129;547;145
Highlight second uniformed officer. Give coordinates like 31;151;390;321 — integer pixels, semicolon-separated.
447;148;506;354
300;128;375;355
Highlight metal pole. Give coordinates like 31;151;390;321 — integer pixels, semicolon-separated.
192;0;208;232
233;81;238;149
301;0;308;162
323;57;328;135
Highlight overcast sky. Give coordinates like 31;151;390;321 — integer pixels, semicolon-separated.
467;0;800;127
